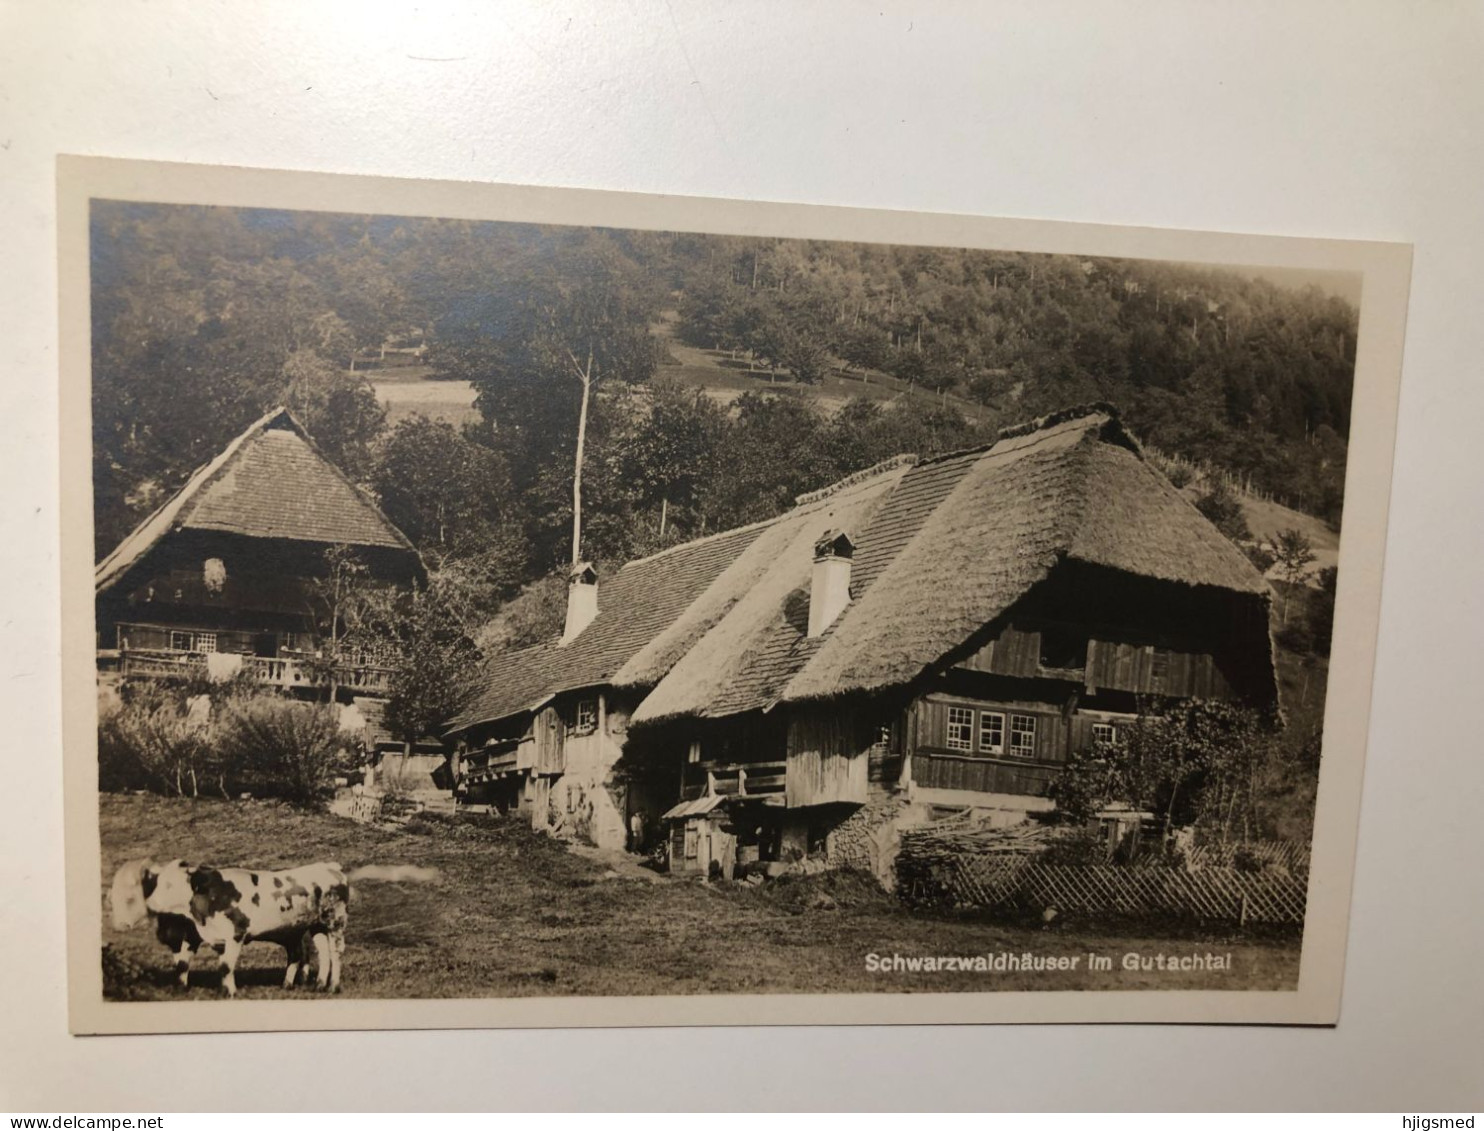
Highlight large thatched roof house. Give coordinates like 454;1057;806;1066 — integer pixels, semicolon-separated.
447;405;1276;876
95;407;423;698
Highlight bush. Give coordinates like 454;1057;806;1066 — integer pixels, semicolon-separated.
215;697;353;809
97;683;213;796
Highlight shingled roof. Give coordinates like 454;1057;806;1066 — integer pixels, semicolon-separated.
451;404;1272;735
96;408;416;594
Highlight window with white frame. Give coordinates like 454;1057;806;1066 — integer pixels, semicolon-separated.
1009;714;1037;757
573;698;598;736
945;706;975;752
979;711;1006;755
169;630;194;652
1091;721;1118;747
195;632;217;654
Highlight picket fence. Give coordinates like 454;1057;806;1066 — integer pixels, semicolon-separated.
899;850;1308;925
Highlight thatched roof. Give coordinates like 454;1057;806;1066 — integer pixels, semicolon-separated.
626;460;911;726
779;409;1267;703
445;640;563;736
453;405;1272;735
444;520;769;735
96;407;416;594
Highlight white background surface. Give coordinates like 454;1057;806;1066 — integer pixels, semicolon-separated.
2;0;1481;1112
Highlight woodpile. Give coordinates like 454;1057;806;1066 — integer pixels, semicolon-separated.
896;815;1053;909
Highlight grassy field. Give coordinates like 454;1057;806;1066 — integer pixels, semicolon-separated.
100;794;1300;1001
368;366;480;427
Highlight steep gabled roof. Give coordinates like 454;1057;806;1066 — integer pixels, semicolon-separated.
626;459;912;726
446;640;565;736
444;521;770;735
452;404;1273;736
778;410;1267;703
96;408;415;595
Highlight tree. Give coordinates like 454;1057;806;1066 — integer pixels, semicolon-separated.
1194;479;1251;544
376;577;483;744
304;545;376;703
622;380;727;540
1051;699;1281;848
429;233;660;568
373;416;515;558
282;349;387;480
1272;527;1317;623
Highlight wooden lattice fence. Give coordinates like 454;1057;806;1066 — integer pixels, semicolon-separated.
1181;839;1310;876
899;843;1309;925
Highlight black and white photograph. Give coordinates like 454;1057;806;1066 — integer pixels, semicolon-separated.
56;159;1408;1033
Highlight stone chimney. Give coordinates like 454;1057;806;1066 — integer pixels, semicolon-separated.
562;561;599;643
808;530;855;637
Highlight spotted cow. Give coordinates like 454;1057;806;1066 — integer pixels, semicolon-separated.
109;859;349;996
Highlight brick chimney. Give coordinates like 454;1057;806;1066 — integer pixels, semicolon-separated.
562;561;599;643
808;530;855;637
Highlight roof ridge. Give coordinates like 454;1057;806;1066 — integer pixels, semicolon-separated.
793;453;919;506
915;401;1124;468
95;406;289;591
265;407;418;553
615;510;787;572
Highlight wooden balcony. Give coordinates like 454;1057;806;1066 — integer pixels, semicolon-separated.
680;760;787;803
111;648;393;695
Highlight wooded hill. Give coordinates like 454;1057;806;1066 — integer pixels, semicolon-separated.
91;203;1357;628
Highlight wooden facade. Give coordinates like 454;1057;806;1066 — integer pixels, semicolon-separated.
95;411;422;702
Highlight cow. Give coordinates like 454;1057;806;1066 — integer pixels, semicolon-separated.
109;859;349;997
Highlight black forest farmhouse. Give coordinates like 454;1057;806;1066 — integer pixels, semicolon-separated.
449;406;1277;876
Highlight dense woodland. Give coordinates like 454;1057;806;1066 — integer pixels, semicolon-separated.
92;202;1357;656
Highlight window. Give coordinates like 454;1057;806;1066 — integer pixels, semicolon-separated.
1091;722;1117;747
979;711;1005;755
687;740;701;764
1039;624;1088;671
169;630;193;652
946;706;974;752
195;632;217;654
1151;647;1171;690
1009;714;1037;757
573;698;598;736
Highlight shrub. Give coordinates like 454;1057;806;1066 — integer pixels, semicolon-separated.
97;683;213;796
215;696;353;809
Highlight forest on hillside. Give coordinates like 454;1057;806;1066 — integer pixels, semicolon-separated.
91;202;1358;644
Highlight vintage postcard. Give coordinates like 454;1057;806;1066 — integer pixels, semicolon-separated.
58;157;1410;1033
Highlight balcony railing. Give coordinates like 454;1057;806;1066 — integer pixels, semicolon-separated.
111;648;393;695
681;759;787;802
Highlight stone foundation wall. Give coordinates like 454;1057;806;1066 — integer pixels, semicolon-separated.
824;792;915;889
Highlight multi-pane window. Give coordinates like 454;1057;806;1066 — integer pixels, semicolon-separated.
1091;721;1118;747
1009;714;1037;757
946;706;975;752
573;698;599;735
195;632;217;654
979;711;1005;755
169;630;194;652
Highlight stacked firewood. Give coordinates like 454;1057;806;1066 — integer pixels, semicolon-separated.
895;816;1052;909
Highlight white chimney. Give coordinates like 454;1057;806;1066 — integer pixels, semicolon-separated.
562;561;599;643
808;530;855;637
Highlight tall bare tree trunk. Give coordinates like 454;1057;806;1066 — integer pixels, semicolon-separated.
568;346;594;566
